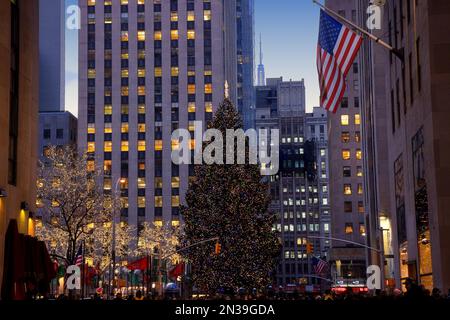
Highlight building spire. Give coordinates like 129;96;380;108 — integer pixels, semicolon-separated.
257;34;266;86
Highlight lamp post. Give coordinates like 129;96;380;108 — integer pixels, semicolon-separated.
109;177;125;299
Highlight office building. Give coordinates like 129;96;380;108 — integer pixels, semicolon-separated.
0;0;39;296
39;0;66;112
362;0;450;292
256;78;329;288
78;0;254;231
325;0;367;289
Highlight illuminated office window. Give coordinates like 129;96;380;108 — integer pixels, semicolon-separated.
88;0;95;5
155;196;163;207
345;223;354;234
121;53;129;59
171;139;180;150
188;103;196;113
155;177;163;189
154;31;162;40
204;10;211;21
121;0;128;4
138;124;146;133
171;177;180;188
138;86;146;95
104;142;112;152
137;31;145;41
357;183;363;195
103;178;112;191
121;123;129;133
121;105;129;114
87;142;95;153
344;184;352;195
342;149;351;160
88;69;96;78
154;67;162;77
138;69;146;77
155;140;163;151
138;105;146;114
104;123;112;133
171;67;179;76
138;178;146;189
189;139;195;150
121;31;129;42
104;105;112;115
171;30;179;40
356;166;363;177
188;84;196;94
187;11;195;21
170;12;178;21
188;121;195;132
121;141;129;152
187;30;195;39
138;197;146;208
356;149;362;160
205;102;213;113
121;69;129;77
341;115;349;126
138;141;146;151
355;114;361;125
204;84;212;94
172;220;180;227
87;124;95;134
359;224;366;236
121;87;129;96
171;196;180;207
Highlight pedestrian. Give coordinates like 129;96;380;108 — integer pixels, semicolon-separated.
134;290;144;300
114;292;123;301
431;288;442;300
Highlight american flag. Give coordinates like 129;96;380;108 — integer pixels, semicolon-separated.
75;244;83;266
312;256;329;275
317;9;363;113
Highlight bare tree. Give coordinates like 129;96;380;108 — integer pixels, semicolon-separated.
36;146;112;265
136;221;181;265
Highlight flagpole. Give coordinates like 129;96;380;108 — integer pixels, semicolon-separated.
312;0;404;61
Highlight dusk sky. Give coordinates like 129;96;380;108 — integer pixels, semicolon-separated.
65;0;321;116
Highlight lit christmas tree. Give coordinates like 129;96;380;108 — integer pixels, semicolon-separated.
181;97;280;294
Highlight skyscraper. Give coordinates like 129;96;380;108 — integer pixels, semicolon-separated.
39;0;66;112
359;0;450;292
257;33;265;87
78;0;254;231
0;0;39;296
325;0;367;289
256;78;329;289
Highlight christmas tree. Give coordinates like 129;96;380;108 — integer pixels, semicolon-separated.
181;97;280;294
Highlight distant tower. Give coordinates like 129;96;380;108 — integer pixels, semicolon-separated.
257;33;266;86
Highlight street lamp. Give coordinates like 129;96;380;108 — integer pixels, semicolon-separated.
110;177;126;298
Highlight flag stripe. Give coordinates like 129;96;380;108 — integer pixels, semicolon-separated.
317;10;363;113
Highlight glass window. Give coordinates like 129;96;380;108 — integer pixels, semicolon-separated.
344;184;352;195
356;149;362;160
341;132;350;143
104;142;112;152
342;149;351;160
341;115;349;126
155;140;163;151
170;30;179;40
187;30;195;39
345;223;354;234
357;183;363;194
154;196;163;207
355;114;361;125
154;31;162;40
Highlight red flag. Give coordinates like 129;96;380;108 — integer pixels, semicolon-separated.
169;263;185;279
127;257;148;271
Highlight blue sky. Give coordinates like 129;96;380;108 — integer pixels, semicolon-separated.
255;0;320;111
65;0;321;116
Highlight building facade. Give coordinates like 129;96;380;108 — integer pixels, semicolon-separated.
372;0;450;292
39;111;78;160
256;79;329;288
306;107;331;259
325;0;367;289
78;0;254;231
0;0;39;295
39;0;66;112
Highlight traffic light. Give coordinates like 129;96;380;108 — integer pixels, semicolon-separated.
215;242;222;255
306;242;313;254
